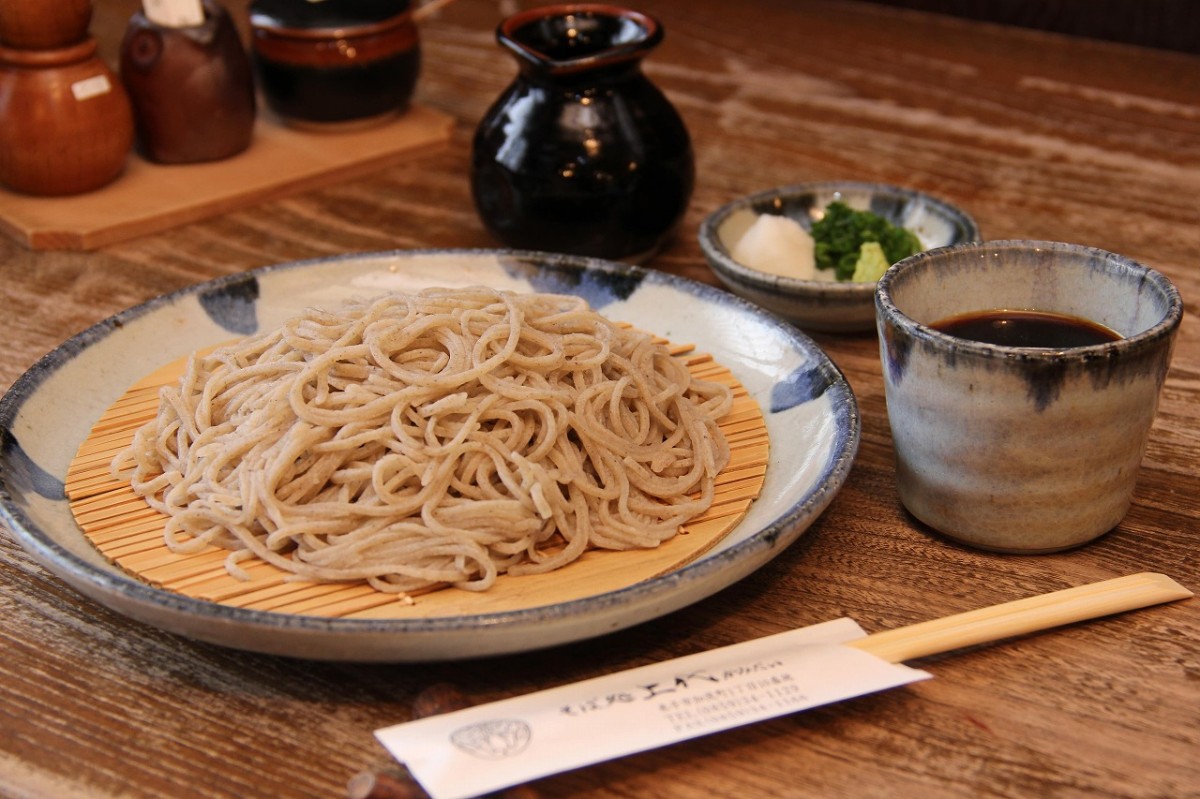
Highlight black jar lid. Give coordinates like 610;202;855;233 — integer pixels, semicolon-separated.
249;0;410;33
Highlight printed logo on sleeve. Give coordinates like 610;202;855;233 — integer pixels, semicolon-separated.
450;719;532;759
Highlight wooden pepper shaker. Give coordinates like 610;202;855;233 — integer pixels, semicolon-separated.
119;0;256;164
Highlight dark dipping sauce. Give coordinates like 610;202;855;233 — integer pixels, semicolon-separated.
931;309;1122;348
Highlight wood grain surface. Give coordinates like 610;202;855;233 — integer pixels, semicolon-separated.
1;1;1197;798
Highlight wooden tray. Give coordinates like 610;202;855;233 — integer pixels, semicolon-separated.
65;343;769;619
0;105;453;251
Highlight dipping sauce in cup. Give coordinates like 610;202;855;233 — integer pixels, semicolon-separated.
931;309;1121;348
875;240;1183;553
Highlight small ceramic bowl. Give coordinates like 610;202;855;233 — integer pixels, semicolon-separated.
699;181;980;333
876;240;1183;553
248;0;420;128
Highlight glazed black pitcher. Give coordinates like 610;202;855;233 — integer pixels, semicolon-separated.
470;5;694;263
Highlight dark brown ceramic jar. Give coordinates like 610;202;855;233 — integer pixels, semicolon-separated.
119;0;256;164
0;37;134;195
248;0;420;128
470;4;694;263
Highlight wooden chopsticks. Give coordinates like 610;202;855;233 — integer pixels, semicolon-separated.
852;572;1192;664
347;573;1191;798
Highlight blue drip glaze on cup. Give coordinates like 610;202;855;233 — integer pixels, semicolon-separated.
875;240;1182;553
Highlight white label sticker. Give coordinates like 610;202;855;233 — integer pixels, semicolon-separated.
142;0;205;27
376;619;932;799
71;74;112;101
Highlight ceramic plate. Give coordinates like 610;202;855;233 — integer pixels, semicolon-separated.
0;250;859;662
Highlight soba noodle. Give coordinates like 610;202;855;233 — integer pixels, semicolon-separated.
112;287;733;597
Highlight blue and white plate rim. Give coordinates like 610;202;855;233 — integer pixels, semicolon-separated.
0;248;860;660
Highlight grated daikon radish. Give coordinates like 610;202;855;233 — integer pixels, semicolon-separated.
730;214;830;281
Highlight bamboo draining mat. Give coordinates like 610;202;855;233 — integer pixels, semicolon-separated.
66;341;768;619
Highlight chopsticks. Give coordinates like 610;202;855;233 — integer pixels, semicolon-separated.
851;572;1191;663
349;572;1191;799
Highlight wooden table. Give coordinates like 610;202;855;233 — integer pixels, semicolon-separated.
2;1;1197;797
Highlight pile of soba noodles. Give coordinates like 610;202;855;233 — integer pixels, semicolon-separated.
112;287;733;597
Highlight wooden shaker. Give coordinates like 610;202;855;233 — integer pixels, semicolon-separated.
0;37;134;196
119;0;256;164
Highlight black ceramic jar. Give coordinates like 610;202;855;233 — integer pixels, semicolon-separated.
470;5;694;263
248;0;420;127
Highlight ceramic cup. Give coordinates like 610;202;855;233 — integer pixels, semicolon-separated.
875;240;1182;553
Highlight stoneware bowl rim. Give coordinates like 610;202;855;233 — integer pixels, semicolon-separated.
875;239;1185;363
